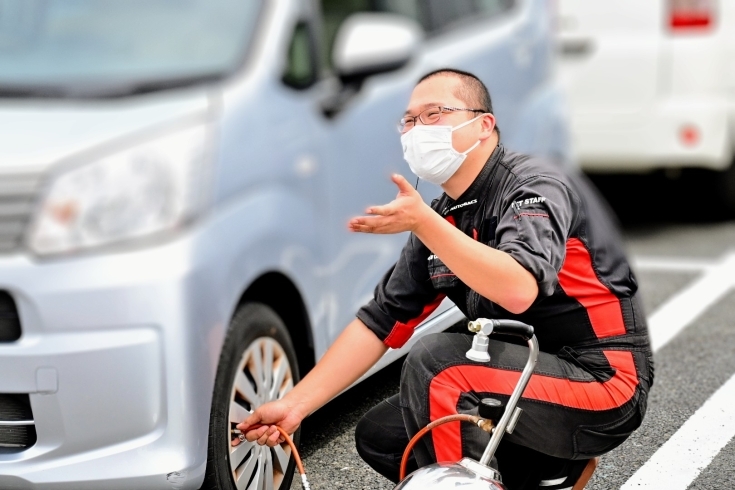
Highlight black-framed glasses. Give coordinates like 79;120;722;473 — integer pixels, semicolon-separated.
398;106;485;133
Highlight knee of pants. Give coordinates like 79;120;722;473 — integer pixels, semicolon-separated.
354;412;394;463
400;333;449;407
354;412;406;484
354;415;372;459
403;333;446;380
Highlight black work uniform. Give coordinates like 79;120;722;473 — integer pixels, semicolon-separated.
354;145;653;490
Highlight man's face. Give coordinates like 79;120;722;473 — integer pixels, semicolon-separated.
404;74;483;153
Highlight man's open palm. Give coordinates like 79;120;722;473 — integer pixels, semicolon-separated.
348;174;432;235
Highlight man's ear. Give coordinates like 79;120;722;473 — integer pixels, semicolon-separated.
479;113;496;140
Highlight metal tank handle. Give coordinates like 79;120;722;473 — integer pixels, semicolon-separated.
466;319;539;466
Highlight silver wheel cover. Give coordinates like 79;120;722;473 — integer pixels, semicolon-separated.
228;337;295;489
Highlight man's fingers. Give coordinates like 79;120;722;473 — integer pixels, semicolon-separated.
257;426;279;446
349;216;393;234
266;430;281;447
237;411;261;431
366;203;395;216
392;173;415;194
349;222;376;233
255;426;273;446
233;429;287;448
247;426;269;443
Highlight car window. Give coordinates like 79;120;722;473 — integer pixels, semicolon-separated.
426;0;515;32
424;0;474;30
320;0;369;71
0;0;262;93
283;21;317;89
318;0;515;71
475;0;516;17
373;0;430;31
319;0;425;71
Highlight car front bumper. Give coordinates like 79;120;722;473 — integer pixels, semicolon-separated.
0;237;222;490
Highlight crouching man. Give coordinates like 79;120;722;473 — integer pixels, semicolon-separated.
237;68;653;490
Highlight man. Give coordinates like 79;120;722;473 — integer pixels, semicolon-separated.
236;69;653;489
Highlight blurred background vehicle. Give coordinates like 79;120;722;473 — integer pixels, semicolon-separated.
0;0;569;489
557;0;735;212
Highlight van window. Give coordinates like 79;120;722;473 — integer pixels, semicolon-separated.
318;0;515;71
425;0;475;30
475;0;516;17
283;22;317;89
319;0;425;71
426;0;515;32
0;0;262;97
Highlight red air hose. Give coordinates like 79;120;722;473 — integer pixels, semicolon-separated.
399;413;491;480
238;414;493;487
234;425;309;488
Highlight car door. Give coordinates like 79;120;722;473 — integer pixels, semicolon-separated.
316;0;547;343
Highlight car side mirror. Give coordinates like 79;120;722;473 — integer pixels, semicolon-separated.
332;13;423;81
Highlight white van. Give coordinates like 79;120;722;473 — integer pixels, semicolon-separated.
557;0;735;209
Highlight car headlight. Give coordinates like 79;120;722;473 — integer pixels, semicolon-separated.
27;124;212;256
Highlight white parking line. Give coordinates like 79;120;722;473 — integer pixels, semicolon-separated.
620;251;735;489
632;256;716;273
645;252;735;352
621;373;735;490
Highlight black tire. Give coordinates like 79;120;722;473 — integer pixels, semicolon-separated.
201;302;301;490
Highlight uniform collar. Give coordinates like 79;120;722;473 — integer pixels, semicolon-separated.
442;145;504;216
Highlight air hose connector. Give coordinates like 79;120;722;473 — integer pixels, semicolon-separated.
477;418;495;433
466;318;495;362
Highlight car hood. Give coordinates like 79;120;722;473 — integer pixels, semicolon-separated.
0;88;212;174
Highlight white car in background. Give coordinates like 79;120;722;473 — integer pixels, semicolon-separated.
557;0;735;209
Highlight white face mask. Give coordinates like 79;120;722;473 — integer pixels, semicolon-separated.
401;115;483;185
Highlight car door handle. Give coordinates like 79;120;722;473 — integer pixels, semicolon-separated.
559;37;594;58
514;40;534;68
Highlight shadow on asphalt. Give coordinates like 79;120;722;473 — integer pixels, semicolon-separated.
587;170;728;229
296;358;403;458
297;321;471;458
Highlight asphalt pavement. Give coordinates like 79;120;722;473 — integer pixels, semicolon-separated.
290;174;735;490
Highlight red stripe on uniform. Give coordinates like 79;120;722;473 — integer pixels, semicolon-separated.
558;238;626;338
428;350;638;462
383;295;446;349
383;214;455;349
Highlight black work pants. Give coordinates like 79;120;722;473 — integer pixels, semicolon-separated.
355;333;649;489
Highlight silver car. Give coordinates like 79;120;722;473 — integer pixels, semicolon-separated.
0;0;570;489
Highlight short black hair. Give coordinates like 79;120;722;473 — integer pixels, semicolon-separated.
418;68;500;137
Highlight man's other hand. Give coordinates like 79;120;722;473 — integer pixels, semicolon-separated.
348;174;433;234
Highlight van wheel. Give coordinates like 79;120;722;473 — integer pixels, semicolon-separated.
202;303;300;490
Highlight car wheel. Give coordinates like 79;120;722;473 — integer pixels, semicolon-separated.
202;302;300;490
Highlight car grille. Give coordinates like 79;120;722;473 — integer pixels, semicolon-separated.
0;291;21;342
0;394;36;451
0;172;42;254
